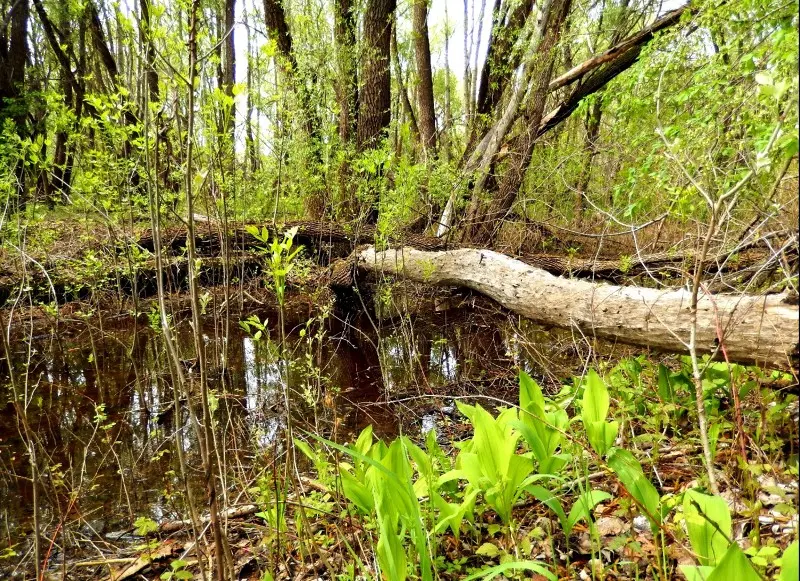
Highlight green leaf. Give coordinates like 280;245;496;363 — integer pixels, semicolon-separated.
567;490;612;533
678;565;716;581
476;542;501;557
657;364;675;402
519;371;545;415
526;485;569;534
582;370;610;424
606;447;660;530
376;512;406;581
683;489;731;567
463;560;556;581
338;469;373;514
780;540;799;581
706;543;761;581
582;370;618;455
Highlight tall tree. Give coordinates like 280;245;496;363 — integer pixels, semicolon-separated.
263;0;325;216
222;0;236;139
1;0;30;203
462;0;574;244
334;0;358;145
356;0;396;150
413;0;436;156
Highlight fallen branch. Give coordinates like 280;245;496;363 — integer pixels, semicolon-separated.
357;246;798;369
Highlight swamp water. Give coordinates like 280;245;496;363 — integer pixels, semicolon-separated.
0;307;597;569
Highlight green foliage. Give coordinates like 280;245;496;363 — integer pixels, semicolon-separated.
514;371;571;474
462;560;556;581
444;401;538;525
581;369;619;456
683;489;732;567
780;540;799;581
247;225;303;307
160;559;193;580
606;448;661;532
133;516;159;537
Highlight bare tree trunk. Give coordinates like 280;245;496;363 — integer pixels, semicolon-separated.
334;0;358;145
0;0;30;206
357;0;396;150
442;1;452;162
574;97;602;213
139;0;159;102
245;15;259;174
263;0;326;217
223;0;236;140
462;0;471;127
355;0;396;224
391;23;420;148
463;0;573;245
333;0;358;218
412;0;436;157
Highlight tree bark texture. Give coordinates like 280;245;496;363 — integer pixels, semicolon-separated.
463;0;572;245
334;0;358;145
223;0;236;138
357;246;799;370
357;0;396;150
412;0;436;155
575;97;603;211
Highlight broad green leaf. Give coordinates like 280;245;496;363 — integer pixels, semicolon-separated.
567;490;612;533
463;560;556;581
607;447;661;530
583;370;618;455
519;371;545;415
476;543;501;557
376;513;406;581
683;489;731;567
657;364;675;402
781;540;799;581
706;543;761;581
582;370;610;424
338;470;373;514
678;565;716;581
526;485;569;534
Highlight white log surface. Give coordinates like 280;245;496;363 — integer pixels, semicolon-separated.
358;247;799;369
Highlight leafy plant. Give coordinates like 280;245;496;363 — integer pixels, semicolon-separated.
160;559;193;580
514;371;571;474
582;369;619;456
679;489;761;581
443;401;539;525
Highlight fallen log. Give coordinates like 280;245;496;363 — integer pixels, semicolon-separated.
357;246;799;370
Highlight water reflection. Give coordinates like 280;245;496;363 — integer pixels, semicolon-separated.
0;308;583;563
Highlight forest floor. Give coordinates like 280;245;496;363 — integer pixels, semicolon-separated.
1;216;798;580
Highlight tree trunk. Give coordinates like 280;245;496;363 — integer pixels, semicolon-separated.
574;97;603;213
223;0;235;139
139;0;159;103
334;0;358;145
357;246;799;370
391;23;420;148
263;0;294;64
1;0;30;206
263;0;325;217
412;0;436;156
463;0;573;245
356;0;396;150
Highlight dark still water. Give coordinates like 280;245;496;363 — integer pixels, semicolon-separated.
0;306;591;567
